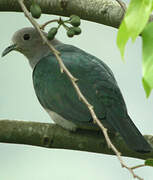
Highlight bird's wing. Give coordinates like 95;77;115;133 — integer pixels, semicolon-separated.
33;44;152;152
33;44;127;125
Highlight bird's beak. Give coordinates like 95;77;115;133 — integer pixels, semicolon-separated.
1;44;17;57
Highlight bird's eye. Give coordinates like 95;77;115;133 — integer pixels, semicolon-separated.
23;34;30;40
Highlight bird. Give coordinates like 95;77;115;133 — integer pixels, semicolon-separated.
2;27;152;153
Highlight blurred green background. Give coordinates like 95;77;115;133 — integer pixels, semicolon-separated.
0;3;153;180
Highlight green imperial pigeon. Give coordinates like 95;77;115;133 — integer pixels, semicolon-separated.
2;27;152;153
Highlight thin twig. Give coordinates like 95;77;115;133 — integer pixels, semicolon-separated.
131;164;146;170
40;19;59;30
18;0;143;179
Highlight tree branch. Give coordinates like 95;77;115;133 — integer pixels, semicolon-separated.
0;0;125;28
0;120;153;160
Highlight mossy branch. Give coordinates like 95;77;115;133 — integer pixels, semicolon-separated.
0;0;125;28
0;120;153;160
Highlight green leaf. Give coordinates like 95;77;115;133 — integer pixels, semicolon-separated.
125;0;152;41
142;22;153;97
117;0;152;59
145;159;153;167
117;21;129;60
142;77;151;97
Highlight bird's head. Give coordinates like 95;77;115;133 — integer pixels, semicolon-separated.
2;27;61;68
2;27;45;57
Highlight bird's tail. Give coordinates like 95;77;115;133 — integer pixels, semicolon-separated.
106;107;152;153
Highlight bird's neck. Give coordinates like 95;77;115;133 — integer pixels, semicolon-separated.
27;39;63;69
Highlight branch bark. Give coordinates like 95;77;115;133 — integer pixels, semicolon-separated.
0;120;153;160
0;0;124;28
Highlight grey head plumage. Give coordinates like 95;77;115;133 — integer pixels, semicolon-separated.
2;27;62;69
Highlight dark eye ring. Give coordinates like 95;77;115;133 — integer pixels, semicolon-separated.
23;34;30;40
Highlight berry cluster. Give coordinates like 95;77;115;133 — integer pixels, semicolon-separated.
66;15;81;37
47;15;81;40
29;1;82;40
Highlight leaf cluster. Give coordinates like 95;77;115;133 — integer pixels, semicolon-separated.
117;0;153;97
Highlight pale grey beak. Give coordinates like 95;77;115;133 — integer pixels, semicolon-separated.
1;44;17;57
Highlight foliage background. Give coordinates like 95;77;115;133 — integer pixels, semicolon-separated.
0;2;153;179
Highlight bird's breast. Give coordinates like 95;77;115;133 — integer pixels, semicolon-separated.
45;109;78;131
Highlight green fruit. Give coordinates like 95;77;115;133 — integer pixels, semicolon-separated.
47;33;55;40
70;15;77;19
49;27;58;35
67;29;75;37
47;27;58;40
70;15;80;27
30;3;42;19
72;27;81;35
